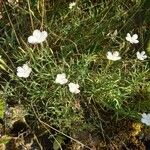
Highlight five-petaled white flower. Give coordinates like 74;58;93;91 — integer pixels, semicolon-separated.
126;33;139;44
17;64;32;78
69;2;76;9
28;29;48;44
141;113;150;126
106;51;121;61
68;83;80;94
55;73;68;85
136;51;147;61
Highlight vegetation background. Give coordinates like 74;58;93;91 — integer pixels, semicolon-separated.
0;0;150;149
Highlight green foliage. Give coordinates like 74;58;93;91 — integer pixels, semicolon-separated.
1;0;150;148
147;40;150;55
0;136;11;144
53;135;65;150
0;98;5;119
0;56;7;71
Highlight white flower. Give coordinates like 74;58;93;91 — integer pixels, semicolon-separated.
55;73;68;85
106;51;121;61
28;29;48;44
126;33;139;44
136;51;147;60
141;113;150;126
69;2;76;9
68;83;80;94
17;64;32;78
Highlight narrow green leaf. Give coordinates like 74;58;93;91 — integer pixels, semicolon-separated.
0;98;5;119
53;135;65;150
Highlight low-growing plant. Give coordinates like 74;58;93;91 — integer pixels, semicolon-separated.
0;0;150;149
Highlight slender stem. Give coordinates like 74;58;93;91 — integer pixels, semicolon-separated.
31;104;92;150
4;4;20;45
27;0;34;30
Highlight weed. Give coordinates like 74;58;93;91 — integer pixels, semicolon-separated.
0;0;150;149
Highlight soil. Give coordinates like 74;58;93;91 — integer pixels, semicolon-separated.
69;120;150;150
1;105;150;150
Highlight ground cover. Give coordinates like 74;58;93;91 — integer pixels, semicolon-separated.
0;0;150;149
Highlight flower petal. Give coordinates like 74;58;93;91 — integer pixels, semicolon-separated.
141;113;147;118
33;29;41;37
141;51;145;55
132;39;139;44
126;33;132;41
132;34;138;40
113;51;119;57
28;36;37;44
42;31;48;39
17;64;32;78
